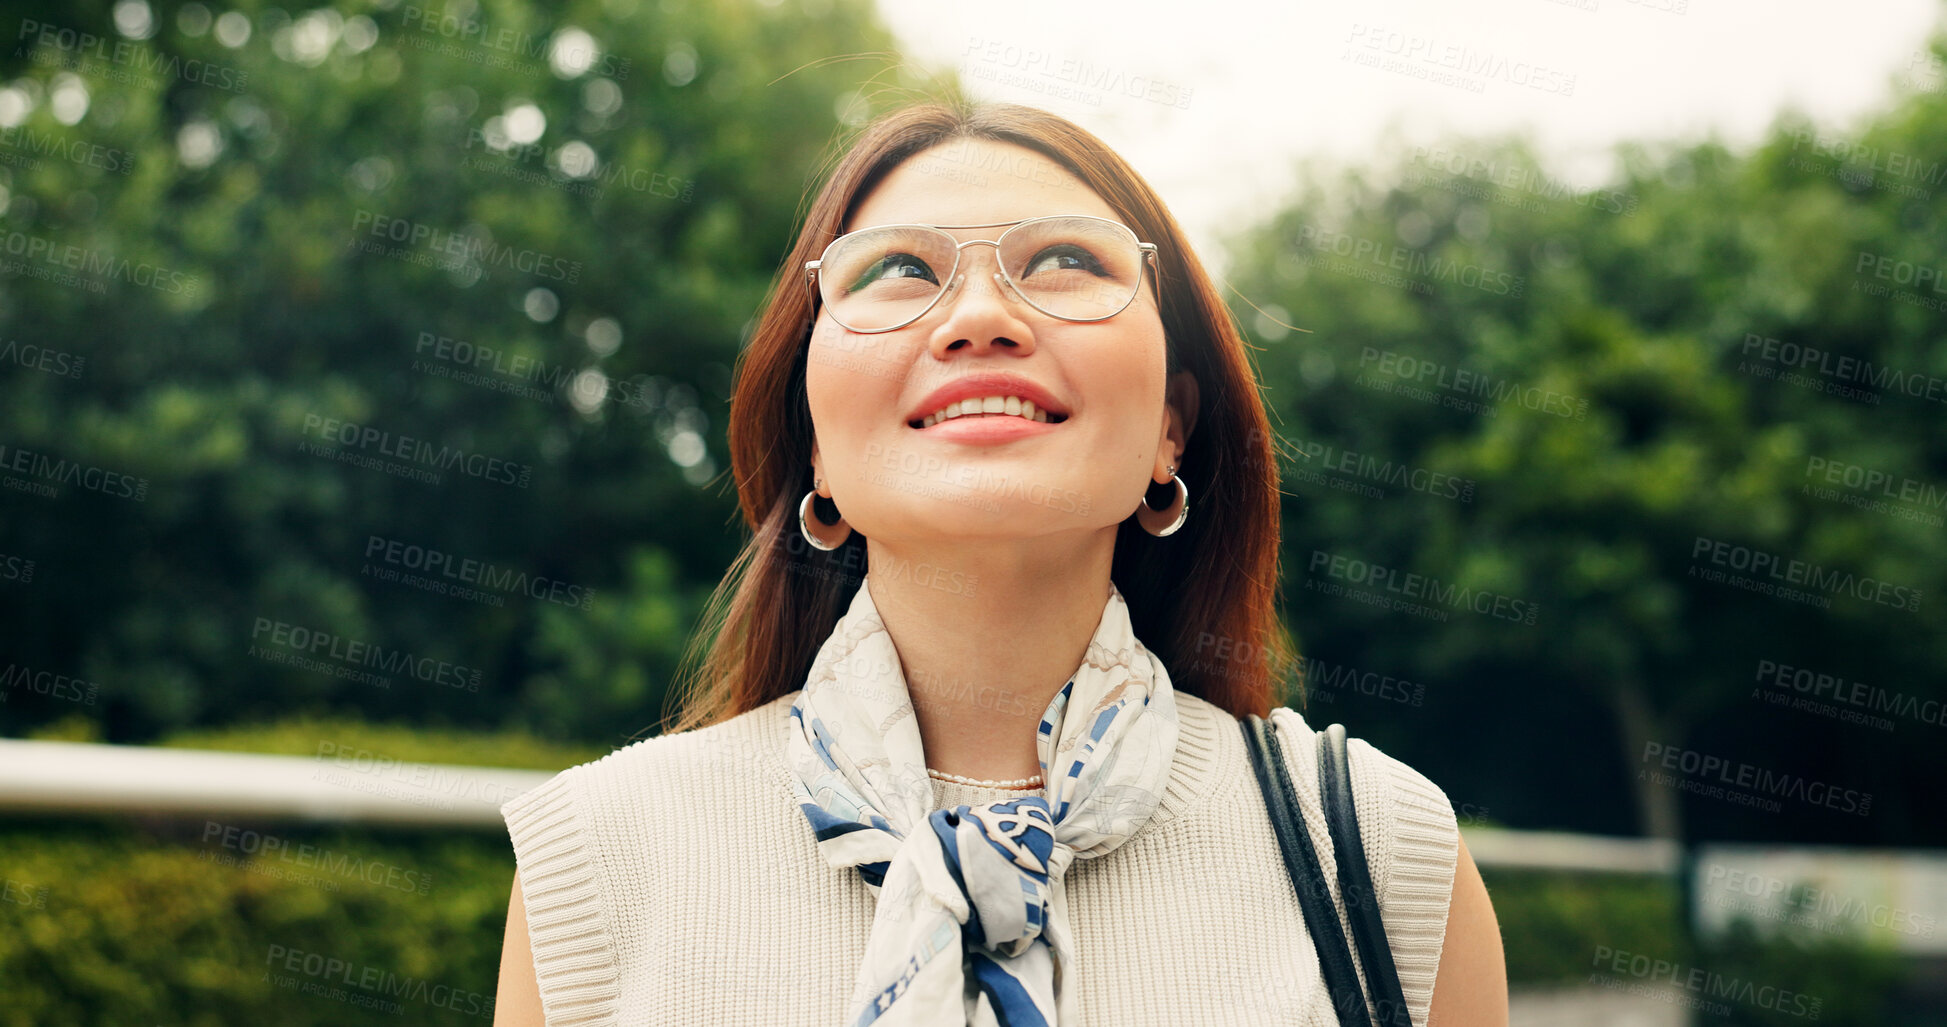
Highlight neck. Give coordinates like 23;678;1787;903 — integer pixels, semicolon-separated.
863;530;1116;784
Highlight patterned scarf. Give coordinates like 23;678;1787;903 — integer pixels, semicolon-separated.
786;573;1181;1027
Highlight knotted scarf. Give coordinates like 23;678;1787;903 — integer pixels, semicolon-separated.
786;573;1180;1027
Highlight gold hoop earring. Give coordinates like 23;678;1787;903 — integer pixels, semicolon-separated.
1136;467;1189;537
799;485;852;551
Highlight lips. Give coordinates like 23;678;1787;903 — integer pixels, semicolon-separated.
904;373;1071;430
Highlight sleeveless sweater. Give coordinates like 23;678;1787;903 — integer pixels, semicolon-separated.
499;690;1459;1026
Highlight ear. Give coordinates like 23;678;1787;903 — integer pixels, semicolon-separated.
1158;370;1200;478
809;440;826;496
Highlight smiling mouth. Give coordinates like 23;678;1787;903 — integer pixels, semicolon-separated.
908;399;1070;430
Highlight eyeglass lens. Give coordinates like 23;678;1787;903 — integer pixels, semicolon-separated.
818;217;1144;331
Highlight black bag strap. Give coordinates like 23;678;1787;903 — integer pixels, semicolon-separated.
1239;713;1367;1027
1241;713;1414;1027
1317;723;1412;1027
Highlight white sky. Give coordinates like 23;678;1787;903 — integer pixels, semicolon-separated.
874;0;1947;274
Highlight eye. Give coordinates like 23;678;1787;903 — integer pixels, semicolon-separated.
846;252;939;294
1022;244;1105;278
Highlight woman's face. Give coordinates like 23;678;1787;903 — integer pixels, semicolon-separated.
804;138;1190;549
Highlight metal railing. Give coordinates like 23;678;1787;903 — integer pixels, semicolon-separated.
0;737;550;829
0;737;1682;873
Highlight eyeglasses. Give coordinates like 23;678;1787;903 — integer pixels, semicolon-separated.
803;214;1159;334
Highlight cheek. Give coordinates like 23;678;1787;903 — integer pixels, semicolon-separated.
1078;331;1167;440
804;320;912;451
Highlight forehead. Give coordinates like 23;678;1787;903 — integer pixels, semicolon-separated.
845;138;1123;235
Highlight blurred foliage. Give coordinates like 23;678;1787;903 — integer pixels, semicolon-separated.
1229;34;1947;846
0;818;512;1027
0;0;945;749
23;712;104;742
1698;920;1909;1026
1485;863;1913;1024
1480;868;1688;986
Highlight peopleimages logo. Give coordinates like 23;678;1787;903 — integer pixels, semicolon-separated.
0;662;100;705
1357;347;1587;418
1294;225;1525;297
1740;332;1947;405
460;130;693;201
314;741;529;809
0;124;137;175
299;413;533;488
1703;863;1938;940
264;944;494;1019
1689;536;1923;613
1343;23;1577;96
1788;130;1941;200
1589;946;1821;1019
203;822;433;895
961;36;1194;110
349;210;582;284
250;617;482;692
862;442;1091;515
1854;249;1947;313
17;17;249;92
1642;741;1872;816
362;534;595;610
0;227;197;294
0;552;35;584
0;442;148;501
1802;455;1946;527
1307;549;1540;625
1409;147;1637;216
1754;659;1945;732
0;338;85;378
397;5;632;80
1289;435;1478;502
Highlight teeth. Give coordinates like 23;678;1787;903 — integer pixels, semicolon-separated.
920;395;1058;427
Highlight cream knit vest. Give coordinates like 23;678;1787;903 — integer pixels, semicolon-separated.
500;691;1458;1026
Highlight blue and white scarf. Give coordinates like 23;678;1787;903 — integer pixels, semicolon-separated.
786;573;1181;1027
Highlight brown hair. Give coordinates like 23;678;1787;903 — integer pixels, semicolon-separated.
658;97;1298;735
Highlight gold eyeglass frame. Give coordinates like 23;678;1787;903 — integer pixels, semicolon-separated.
803;214;1160;334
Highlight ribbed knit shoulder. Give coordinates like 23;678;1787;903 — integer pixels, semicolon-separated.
499;690;803;1026
1268;706;1459;1027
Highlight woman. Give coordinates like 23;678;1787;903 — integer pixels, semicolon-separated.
494;98;1507;1026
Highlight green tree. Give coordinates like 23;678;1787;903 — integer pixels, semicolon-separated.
0;0;952;745
1226;31;1947;846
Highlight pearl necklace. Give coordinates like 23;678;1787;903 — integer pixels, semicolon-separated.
925;766;1044;789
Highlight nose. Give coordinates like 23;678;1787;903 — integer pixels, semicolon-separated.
926;241;1036;358
937;241;1024;312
